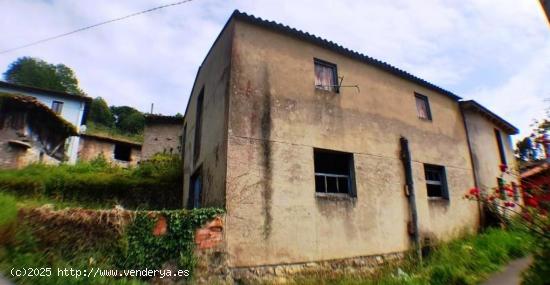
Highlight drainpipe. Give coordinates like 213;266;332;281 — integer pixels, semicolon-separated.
400;136;422;263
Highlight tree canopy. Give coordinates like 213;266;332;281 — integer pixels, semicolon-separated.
3;57;84;95
88;97;115;128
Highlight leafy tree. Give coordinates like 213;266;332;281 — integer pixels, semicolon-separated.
110;106;144;134
88;97;115;127
3;57;84;95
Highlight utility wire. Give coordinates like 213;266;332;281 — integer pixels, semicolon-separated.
0;0;195;54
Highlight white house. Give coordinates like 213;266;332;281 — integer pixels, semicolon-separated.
0;81;91;163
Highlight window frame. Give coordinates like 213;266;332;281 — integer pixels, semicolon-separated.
193;87;204;164
414;93;432;121
314;58;339;93
113;143;132;162
423;164;449;200
494;129;507;166
188;167;203;209
51;100;64;115
313;148;356;197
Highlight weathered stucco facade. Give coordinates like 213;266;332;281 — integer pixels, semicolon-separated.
142;115;184;160
181;11;519;278
78;134;141;167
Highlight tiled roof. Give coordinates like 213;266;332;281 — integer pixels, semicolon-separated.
80;133;142;148
145;114;184;124
460;100;519;135
0;81;92;102
231;10;461;101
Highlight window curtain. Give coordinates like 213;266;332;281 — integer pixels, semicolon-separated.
416;97;429;119
315;63;335;91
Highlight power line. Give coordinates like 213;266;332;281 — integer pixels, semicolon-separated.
0;0;195;54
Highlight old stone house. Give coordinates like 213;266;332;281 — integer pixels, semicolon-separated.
0;81;91;164
0;94;77;168
142;114;184;160
78;134;141;167
180;11;519;279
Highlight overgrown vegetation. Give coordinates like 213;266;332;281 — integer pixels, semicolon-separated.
0;154;182;210
289;227;534;285
0;191;223;284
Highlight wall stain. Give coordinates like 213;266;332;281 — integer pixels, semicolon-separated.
260;65;273;240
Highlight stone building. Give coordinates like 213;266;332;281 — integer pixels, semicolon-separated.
0;81;91;164
78;134;141;167
142;114;184;160
0;94;77;168
180;11;519;280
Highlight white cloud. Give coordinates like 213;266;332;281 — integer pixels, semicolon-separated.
0;0;548;138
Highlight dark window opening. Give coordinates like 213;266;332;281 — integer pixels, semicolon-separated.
188;168;202;209
51;101;63;114
494;129;507;166
424;164;448;199
114;144;131;161
193;88;204;164
314;59;338;93
415;93;432;120
314;149;354;195
181;124;187;161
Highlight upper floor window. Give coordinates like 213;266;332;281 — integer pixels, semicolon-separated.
193;88;204;164
415;93;431;120
494;129;507;166
314;59;338;93
314;149;355;196
51;101;63;114
424;164;449;199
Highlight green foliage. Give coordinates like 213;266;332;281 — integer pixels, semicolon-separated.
0;155;183;210
111;106;145;135
89;97;115;127
521;216;550;285
0;192;17;228
290;228;534;285
4;57;84;95
118;208;223;274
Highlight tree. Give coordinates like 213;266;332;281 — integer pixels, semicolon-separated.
110;106;144;134
88;97;115;127
3;57;84;95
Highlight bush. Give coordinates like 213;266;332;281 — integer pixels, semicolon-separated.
0;192;18;228
0;155;183;210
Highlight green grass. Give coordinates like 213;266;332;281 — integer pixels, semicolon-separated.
289;228;534;285
86;122;143;143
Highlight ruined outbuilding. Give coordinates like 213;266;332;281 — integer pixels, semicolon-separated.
78;133;141;167
176;11;519;281
142;114;184;160
0;93;77;168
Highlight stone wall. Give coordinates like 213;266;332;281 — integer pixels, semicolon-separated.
142;123;183;160
78;135;141;167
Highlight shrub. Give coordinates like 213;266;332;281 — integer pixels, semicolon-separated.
0;155;183;210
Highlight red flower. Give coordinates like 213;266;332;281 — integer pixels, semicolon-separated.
504;201;515;207
468;188;480;196
526;198;539;208
499;164;508;172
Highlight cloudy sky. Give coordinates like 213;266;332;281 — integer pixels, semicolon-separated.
1;0;548;138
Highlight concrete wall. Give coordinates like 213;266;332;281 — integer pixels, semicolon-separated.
78;136;141;167
223;20;479;268
142;123;183;160
181;22;234;208
463;109;517;193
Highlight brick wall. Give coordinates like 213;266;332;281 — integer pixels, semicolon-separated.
142;123;182;160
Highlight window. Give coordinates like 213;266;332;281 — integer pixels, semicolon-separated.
314;59;338;92
424;164;448;199
51;101;64;114
114;144;131;161
494;129;507;166
193;88;204;163
314;149;355;195
188;168;203;209
415;94;431;120
181;124;187;161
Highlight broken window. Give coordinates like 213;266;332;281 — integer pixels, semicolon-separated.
114;144;131;161
193;88;204;163
494;129;507;166
314;59;338;92
415;93;431;120
424;164;448;199
314;149;355;195
188;168;203;209
51;101;64;114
